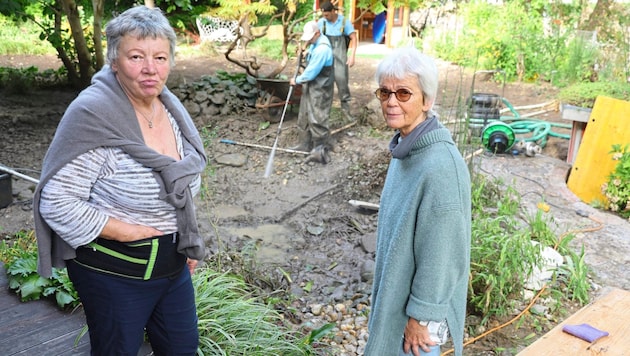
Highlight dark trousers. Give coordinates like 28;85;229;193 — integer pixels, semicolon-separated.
67;259;199;356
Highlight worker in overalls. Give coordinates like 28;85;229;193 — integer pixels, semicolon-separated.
318;1;357;120
289;21;335;154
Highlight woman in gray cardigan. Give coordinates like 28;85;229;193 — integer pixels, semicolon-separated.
33;6;206;355
365;47;471;356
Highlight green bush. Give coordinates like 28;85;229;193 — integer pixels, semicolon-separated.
468;174;591;323
425;0;630;86
557;81;630;108
194;268;324;355
0;15;55;55
0;230;79;309
601;144;630;219
0;66;67;93
429;0;555;81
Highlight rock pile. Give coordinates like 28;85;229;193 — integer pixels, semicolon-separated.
170;71;259;122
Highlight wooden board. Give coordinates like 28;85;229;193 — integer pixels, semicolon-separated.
566;96;630;205
517;288;630;355
0;263;153;355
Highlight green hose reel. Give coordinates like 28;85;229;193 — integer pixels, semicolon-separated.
482;121;516;153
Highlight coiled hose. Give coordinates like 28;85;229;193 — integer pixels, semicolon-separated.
468;97;571;149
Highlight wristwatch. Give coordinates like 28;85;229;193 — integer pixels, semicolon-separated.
418;320;430;327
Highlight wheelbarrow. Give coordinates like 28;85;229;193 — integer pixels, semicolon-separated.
255;78;302;123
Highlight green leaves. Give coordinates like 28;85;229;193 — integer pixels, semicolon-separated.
1;230;79;309
601;144;630;219
469;174;591;328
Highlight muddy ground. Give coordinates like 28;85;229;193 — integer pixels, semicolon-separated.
1;47;629;355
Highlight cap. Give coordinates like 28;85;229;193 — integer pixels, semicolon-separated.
301;21;319;41
320;1;336;12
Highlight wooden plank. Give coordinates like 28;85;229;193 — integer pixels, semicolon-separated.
0;263;153;355
567;96;630;204
0;307;88;354
518;288;630;355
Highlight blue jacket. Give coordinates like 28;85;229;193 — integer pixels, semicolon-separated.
296;35;333;84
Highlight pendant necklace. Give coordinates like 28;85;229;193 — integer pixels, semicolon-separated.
137;102;156;128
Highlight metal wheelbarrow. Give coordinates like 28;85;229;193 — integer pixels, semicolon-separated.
255;78;302;123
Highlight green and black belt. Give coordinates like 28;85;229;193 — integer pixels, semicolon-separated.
74;233;186;280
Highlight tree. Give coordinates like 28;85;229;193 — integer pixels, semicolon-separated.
205;0;307;79
0;0;190;89
0;0;105;88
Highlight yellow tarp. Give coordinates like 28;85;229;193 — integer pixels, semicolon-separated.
567;96;630;205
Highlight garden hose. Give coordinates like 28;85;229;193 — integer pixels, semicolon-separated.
469;97;572;150
481;122;516;153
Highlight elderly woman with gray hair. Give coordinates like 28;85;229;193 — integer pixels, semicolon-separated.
33;6;206;355
365;47;471;356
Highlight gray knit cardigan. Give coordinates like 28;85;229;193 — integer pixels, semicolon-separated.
33;66;207;278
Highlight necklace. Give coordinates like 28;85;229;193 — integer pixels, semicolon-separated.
136;102;156;128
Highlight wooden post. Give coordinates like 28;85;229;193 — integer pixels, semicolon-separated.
402;5;410;44
385;0;394;47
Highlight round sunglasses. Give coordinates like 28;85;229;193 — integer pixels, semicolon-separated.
374;88;413;102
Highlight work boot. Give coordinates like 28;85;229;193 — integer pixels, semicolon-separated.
341;101;355;121
307;143;331;164
289;131;312;152
313;136;333;152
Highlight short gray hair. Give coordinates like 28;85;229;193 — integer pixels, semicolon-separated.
105;6;177;67
375;47;439;108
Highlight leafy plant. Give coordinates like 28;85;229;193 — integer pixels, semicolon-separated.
557;81;630;108
0;230;79;309
555;34;599;85
0;14;55;55
0;66;67;93
601;144;630;219
193;268;325;355
557;244;591;304
468;174;591;325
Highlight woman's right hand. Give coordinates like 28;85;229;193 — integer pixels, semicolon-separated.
98;217;163;242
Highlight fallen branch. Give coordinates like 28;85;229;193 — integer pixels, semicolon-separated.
276;184;340;222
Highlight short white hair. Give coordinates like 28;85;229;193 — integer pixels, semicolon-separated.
375;47;439;107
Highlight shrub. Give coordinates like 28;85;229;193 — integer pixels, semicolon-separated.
468;174;591;324
557;81;630;108
601;144;630;219
0;230;79;309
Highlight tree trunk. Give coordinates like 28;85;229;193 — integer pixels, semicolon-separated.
52;5;79;87
583;0;612;32
60;0;93;88
144;0;155;8
92;0;105;70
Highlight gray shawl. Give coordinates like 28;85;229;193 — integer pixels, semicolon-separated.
33;66;207;278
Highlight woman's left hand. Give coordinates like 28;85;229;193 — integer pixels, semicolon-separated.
186;258;198;275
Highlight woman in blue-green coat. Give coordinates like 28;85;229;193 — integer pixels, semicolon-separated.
365;47;471;356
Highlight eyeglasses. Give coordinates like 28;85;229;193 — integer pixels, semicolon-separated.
374;88;413;102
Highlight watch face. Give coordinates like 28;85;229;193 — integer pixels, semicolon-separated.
418;321;429;326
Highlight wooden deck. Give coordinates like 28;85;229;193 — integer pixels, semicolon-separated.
518;287;630;355
0;264;152;355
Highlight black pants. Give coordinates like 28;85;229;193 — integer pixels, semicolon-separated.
66;259;198;355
